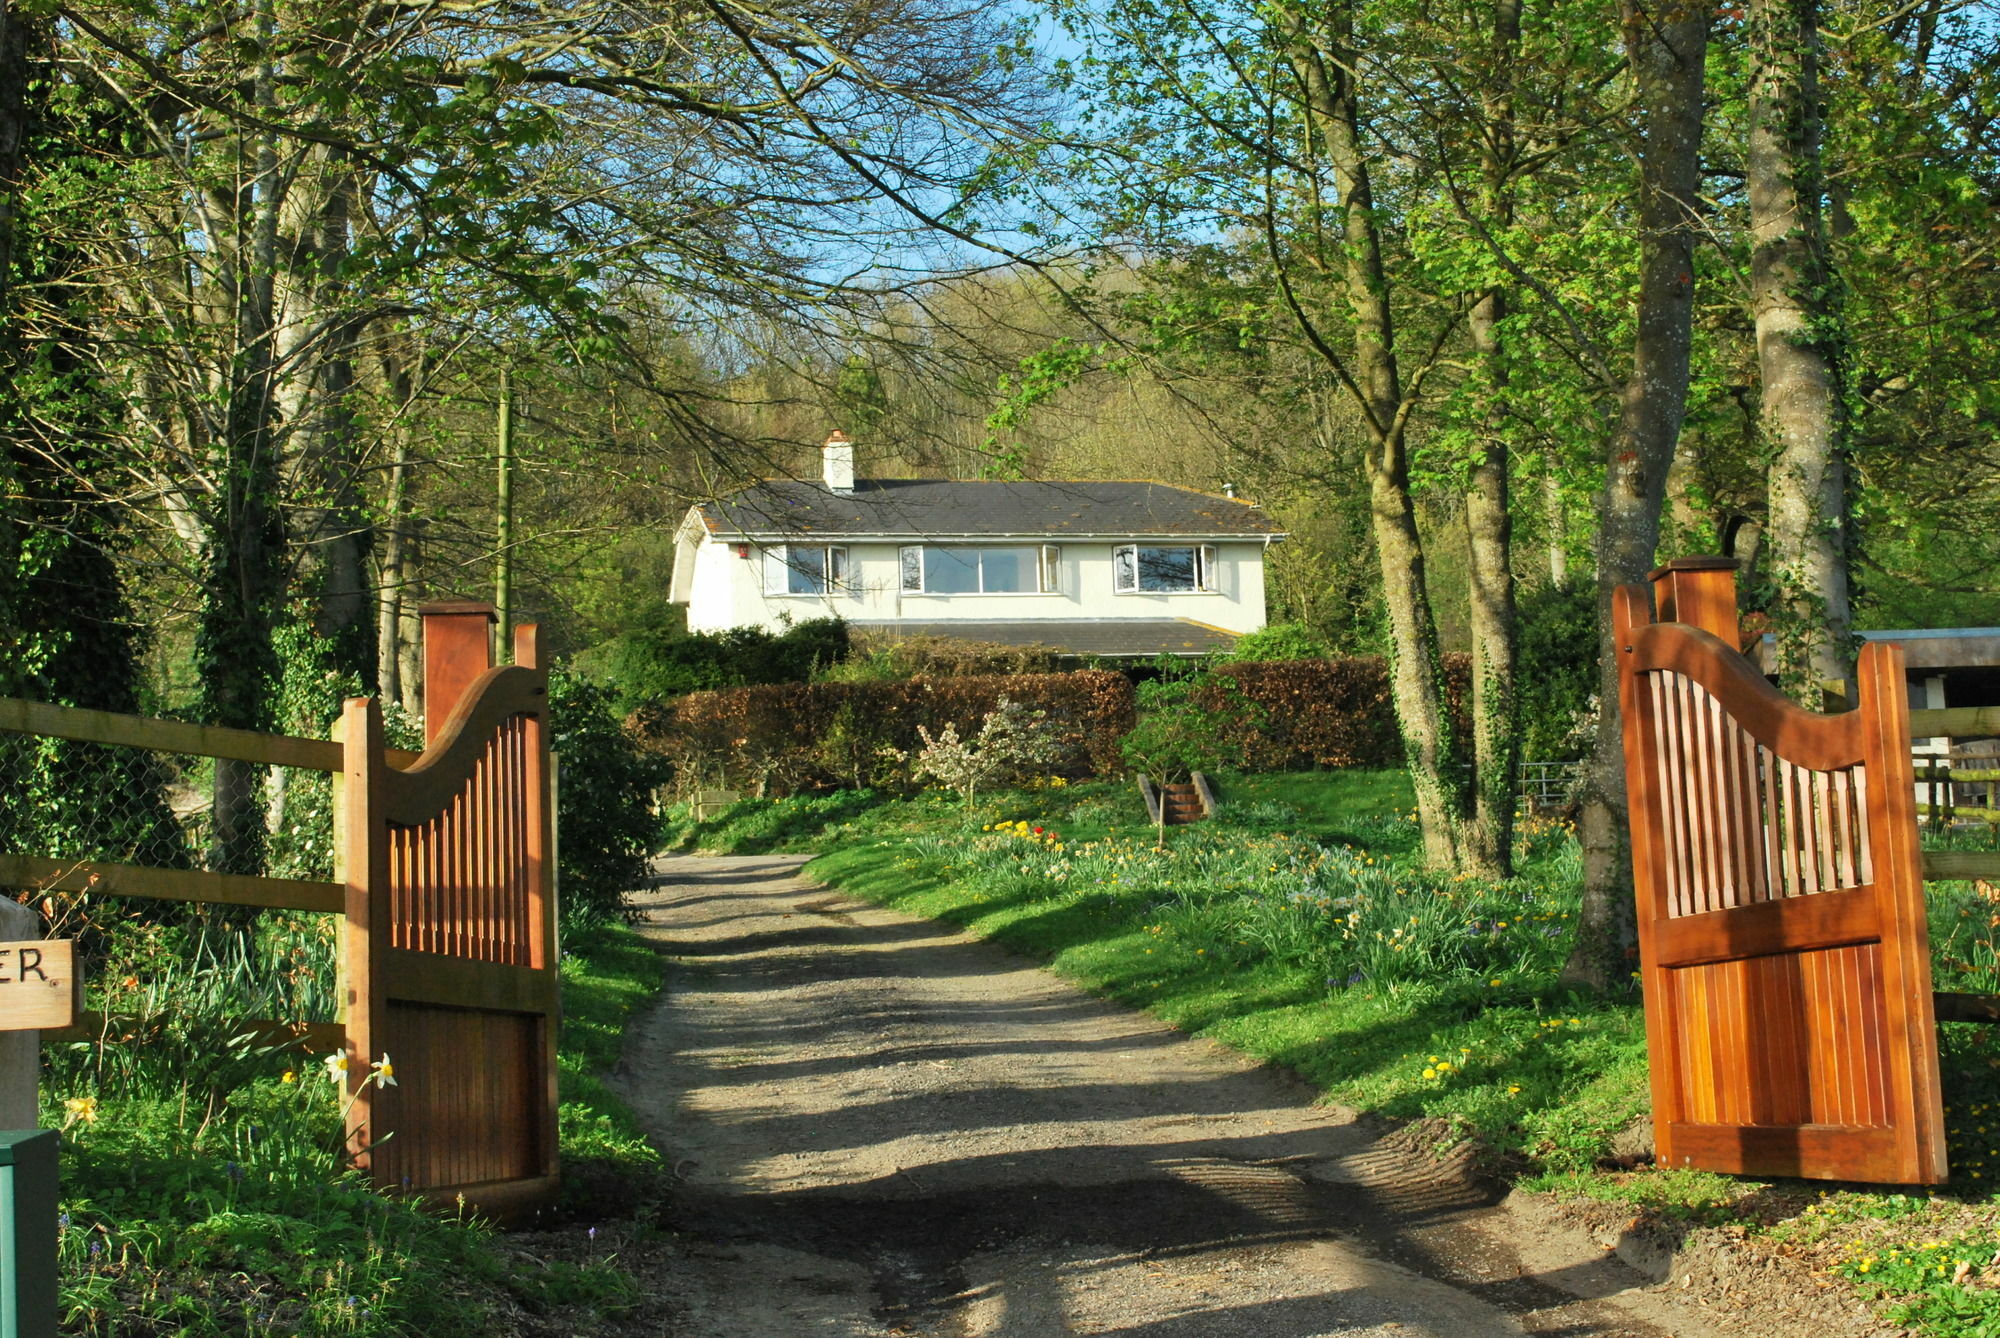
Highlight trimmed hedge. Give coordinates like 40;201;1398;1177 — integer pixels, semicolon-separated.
633;655;1473;796
633;670;1136;796
1211;654;1473;770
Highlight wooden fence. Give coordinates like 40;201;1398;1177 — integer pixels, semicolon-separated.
0;602;558;1216
1619;558;1951;1184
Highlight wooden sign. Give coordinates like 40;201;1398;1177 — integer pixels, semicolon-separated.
0;941;75;1031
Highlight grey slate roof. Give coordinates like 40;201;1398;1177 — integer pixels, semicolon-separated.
696;479;1282;540
850;619;1239;657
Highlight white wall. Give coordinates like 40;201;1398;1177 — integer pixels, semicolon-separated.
684;537;1271;636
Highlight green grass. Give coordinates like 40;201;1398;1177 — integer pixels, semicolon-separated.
44;918;666;1336
659;786;899;853
557;922;669;1175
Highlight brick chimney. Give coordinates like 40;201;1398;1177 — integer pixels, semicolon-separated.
822;430;855;493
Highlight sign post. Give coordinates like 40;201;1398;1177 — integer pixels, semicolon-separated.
0;897;72;1338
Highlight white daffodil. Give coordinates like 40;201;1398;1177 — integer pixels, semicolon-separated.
322;1050;350;1084
370;1053;398;1088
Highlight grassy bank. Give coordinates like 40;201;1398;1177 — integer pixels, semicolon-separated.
675;772;2000;1336
47;919;666;1337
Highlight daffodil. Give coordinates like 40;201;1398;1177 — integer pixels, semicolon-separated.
323;1050;351;1084
371;1054;398;1088
62;1095;100;1126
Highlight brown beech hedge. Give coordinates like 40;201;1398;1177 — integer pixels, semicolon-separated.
1212;654;1471;772
632;656;1469;796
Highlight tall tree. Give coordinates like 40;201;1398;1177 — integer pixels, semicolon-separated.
1750;0;1850;700
1460;0;1524;877
1565;0;1712;988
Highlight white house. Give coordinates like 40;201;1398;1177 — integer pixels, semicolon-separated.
668;433;1287;657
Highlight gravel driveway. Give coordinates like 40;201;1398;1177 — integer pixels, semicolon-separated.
612;853;1755;1337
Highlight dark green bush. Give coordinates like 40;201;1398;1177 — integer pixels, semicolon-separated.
1219;621;1332;662
551;670;671;930
1515;580;1599;762
582;618;850;711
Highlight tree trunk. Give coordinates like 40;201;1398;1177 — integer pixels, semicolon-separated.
1749;0;1851;702
1466;292;1516;879
397;518;425;719
1295;12;1464;868
199;6;286;875
0;2;29;316
309;175;375;678
1543;450;1568;584
376;424;411;707
1563;0;1711;989
1462;0;1523;879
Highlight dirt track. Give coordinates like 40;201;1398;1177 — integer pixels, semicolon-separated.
611;854;1887;1337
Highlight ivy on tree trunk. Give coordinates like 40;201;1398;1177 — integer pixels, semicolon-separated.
1750;0;1853;703
1564;0;1711;991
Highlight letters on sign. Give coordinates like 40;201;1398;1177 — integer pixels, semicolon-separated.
0;940;76;1031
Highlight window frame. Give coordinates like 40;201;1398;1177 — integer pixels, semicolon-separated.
763;543;849;597
898;544;1058;595
1113;543;1219;594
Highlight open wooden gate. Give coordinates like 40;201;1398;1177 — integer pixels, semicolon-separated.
1618;558;1946;1183
337;604;559;1214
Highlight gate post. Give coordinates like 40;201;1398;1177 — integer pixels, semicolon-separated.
1649;556;1741;646
419;602;498;744
335;697;390;1174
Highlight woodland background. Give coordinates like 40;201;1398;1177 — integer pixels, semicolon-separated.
0;0;1995;980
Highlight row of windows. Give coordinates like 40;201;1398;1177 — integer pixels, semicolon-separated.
763;544;1221;596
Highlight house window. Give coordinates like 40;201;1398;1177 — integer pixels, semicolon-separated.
764;544;848;595
900;545;1057;594
1114;544;1217;593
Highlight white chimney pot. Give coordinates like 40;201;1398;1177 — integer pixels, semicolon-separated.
823;431;855;492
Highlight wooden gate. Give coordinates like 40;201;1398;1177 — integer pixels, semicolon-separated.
337;604;559;1214
1618;558;1946;1183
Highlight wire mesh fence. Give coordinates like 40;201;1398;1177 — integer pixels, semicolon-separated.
0;733;337;881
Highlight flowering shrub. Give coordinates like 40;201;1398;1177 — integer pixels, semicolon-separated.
908;698;1067;807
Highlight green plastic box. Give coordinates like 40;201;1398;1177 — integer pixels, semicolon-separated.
0;1130;56;1338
